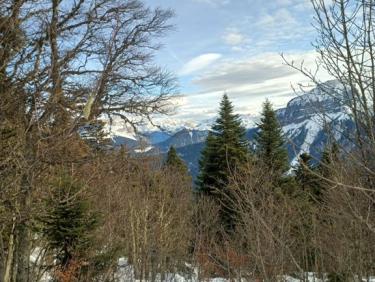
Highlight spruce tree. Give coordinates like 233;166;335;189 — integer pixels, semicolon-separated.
319;142;339;179
255;100;289;177
197;94;249;195
196;132;220;193
80;120;111;151
40;174;97;276
294;153;320;271
295;153;321;201
314;142;339;201
164;146;189;175
197;94;249;229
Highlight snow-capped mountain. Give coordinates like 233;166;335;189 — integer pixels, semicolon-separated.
114;114;256;138
277;80;353;165
111;80;354;177
110;114;257;148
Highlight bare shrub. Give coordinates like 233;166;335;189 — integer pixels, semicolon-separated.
88;152;194;281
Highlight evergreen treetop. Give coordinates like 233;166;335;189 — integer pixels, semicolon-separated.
315;142;340;200
319;142;339;178
197;94;249;194
255;99;289;176
295;152;322;201
40;174;97;268
164;146;189;175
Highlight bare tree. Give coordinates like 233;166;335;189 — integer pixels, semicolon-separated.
284;0;375;176
279;0;375;278
0;0;176;280
86;152;194;281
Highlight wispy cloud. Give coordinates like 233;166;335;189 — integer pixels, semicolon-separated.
170;51;333;121
251;7;314;47
143;0;320;122
192;0;230;7
274;0;293;5
179;53;222;76
222;29;246;46
193;54;296;91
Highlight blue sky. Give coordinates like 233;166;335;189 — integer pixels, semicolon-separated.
144;0;330;122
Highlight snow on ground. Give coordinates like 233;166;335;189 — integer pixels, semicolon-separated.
282;273;324;282
115;259;375;282
32;256;375;282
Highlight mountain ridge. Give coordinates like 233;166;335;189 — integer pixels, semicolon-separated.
111;80;354;177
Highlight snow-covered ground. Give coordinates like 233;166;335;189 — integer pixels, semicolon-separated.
116;259;375;282
30;251;375;281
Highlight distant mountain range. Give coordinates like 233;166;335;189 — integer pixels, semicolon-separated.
110;80;354;178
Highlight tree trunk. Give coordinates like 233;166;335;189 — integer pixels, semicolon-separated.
15;221;30;282
3;217;16;282
15;172;31;282
0;231;5;282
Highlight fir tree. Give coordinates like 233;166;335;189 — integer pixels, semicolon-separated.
319;142;339;179
40;174;97;274
255;100;289;177
80;120;111;151
314;142;340;201
196;132;220;193
197;94;249;195
295;153;321;201
164;146;188;175
197;94;249;230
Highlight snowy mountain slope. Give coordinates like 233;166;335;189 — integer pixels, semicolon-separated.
110;114;256;155
277;80;353;165
281;112;353;165
111;114;257;143
155;129;209;151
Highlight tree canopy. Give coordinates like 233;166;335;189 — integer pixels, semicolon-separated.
255;100;289;177
197;94;249;195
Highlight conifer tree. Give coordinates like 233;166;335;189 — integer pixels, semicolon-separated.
196;132;220;193
197;94;249;230
80;120;111;151
315;142;339;201
319;142;339;179
295;153;321;201
164;146;189;175
197;94;249;195
255;100;289;177
40;174;97;278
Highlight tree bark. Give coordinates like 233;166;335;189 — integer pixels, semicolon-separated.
15;132;33;282
15;174;31;282
3;217;16;282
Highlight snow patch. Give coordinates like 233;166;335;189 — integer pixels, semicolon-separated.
134;146;153;153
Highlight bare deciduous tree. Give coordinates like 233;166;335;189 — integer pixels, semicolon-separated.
0;0;176;280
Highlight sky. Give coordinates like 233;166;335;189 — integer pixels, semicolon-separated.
144;0;331;123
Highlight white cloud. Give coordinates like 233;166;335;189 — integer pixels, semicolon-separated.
257;8;297;28
170;51;333;122
243;7;314;50
179;53;222;76
274;0;293;5
192;0;230;6
192;53;298;91
293;1;313;12
222;29;245;46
